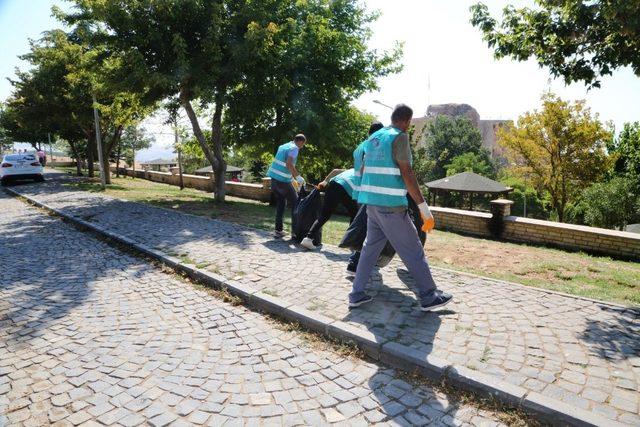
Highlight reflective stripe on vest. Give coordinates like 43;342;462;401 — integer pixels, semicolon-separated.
267;141;296;182
357;126;408;207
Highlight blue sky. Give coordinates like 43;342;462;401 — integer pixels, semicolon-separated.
2;0;640;160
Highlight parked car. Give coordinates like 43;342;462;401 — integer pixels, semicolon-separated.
0;153;45;185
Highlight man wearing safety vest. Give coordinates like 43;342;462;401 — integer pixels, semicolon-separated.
349;104;453;311
267;134;307;238
300;122;384;261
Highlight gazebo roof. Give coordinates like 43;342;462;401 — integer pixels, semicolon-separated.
426;171;512;194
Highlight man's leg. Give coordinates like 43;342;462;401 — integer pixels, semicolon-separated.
306;181;343;237
377;209;438;305
284;182;298;234
349;206;389;303
272;181;287;232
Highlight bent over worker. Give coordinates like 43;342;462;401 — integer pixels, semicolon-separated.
266;134;306;238
349;104;452;312
300;122;384;258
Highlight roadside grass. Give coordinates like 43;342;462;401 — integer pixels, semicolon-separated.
58;170;640;306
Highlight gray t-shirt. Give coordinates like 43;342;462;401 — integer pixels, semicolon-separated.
392;133;411;163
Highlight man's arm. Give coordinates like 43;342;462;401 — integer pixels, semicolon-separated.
286;156;299;178
324;168;345;182
397;160;425;205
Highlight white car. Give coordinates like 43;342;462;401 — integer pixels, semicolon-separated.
0;153;44;185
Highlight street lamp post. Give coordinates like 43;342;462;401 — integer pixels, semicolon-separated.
373;99;393;110
92;94;107;189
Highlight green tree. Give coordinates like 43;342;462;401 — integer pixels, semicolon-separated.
445;152;496;178
577;177;639;230
423;115;489;181
499;174;550;219
497;93;613;222
116;126;153;176
4;28;152;181
61;0;400;200
608;122;640;179
470;1;640;88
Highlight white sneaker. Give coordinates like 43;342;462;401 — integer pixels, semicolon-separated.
300;237;319;250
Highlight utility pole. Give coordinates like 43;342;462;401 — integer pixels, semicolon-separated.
174;122;184;190
92;94;107;189
132;127;136;179
47;133;53;165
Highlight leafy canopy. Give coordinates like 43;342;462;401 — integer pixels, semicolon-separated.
445;152;496;179
423;115;490;181
59;0;401;199
577;177;639;230
470;1;640;88
608;122;640;179
497;92;613;222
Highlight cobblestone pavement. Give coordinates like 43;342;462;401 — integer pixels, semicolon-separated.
0;190;513;426
6;174;640;425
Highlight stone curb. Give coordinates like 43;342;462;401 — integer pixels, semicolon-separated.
5;187;625;427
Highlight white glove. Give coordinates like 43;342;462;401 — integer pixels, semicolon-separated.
295;175;305;186
418;202;432;219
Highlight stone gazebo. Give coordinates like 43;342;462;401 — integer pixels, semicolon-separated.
426;171;513;211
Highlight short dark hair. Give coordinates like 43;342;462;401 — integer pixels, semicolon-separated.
391;104;413;123
293;134;306;142
368;121;384;136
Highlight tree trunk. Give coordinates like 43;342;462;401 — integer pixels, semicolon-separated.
210;90;227;202
69;141;83;176
101;126;122;186
87;137;95;177
102;144;111;185
115;137;121;178
180;90;224;199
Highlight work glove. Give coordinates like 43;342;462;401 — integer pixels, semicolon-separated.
295;175;305;187
418;202;435;233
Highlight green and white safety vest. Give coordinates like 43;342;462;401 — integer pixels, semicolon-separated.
267;141;297;182
357;126;409;207
332;169;359;199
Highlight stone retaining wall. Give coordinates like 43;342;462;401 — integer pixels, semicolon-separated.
502;216;640;259
431;207;492;238
430;206;639;260
110;167;271;202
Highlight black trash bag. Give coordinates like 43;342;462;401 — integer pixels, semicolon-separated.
338;204;367;251
338;205;396;267
339;198;427;268
292;187;322;245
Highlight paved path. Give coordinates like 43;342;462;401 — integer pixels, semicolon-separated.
0;190;512;426
6;174;640;425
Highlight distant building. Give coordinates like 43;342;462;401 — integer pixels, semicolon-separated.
194;165;244;180
411;103;511;160
139;158;178;172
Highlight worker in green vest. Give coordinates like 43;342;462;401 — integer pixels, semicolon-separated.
349;104;452;312
266;134;306;238
300;122;384;274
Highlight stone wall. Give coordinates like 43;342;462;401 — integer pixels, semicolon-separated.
431;207;492;237
430;206;639;260
502;216;640;260
110;167;271;202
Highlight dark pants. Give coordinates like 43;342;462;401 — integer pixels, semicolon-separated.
307;181;359;237
272;179;298;232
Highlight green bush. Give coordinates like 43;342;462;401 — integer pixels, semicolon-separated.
575;177;640;229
